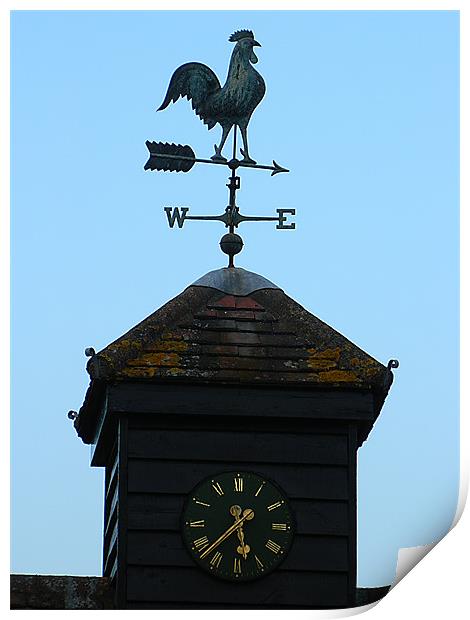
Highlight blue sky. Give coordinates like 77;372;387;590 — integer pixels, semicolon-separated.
11;10;459;586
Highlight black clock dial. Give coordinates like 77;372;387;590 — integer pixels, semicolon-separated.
182;471;294;581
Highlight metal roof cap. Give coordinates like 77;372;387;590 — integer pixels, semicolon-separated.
190;267;281;296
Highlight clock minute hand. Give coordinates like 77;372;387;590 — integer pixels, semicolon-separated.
199;508;255;560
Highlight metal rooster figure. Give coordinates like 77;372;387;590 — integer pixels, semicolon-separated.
145;29;295;267
158;29;264;164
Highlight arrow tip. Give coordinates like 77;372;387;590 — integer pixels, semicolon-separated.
271;160;289;176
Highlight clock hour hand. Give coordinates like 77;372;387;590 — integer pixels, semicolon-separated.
230;505;250;559
199;508;255;560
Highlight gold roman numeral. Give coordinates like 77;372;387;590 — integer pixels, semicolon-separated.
272;523;287;530
234;476;243;492
255;482;266;497
266;539;281;554
193;498;210;507
233;557;242;574
210;551;223;568
193;536;209;552
212;481;224;496
267;500;283;511
189;519;205;528
255;555;264;570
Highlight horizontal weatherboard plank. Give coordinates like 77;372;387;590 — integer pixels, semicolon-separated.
127;460;349;500
126;565;349;606
108;384;374;421
127;428;348;466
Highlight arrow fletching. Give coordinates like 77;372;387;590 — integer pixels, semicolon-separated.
145;141;196;172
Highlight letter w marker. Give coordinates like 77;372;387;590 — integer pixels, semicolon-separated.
164;206;189;228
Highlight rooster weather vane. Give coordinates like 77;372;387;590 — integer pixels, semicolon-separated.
145;29;295;267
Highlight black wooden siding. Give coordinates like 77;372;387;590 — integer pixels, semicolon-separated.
126;568;349;608
108;413;358;608
103;440;118;581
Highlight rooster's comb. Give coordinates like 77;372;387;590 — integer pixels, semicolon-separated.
229;29;255;42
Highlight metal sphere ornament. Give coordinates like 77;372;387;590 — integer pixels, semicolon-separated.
220;233;243;267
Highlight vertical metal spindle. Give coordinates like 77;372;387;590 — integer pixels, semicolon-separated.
227;127;239;235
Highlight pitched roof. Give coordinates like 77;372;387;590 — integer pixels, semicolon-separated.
85;267;389;390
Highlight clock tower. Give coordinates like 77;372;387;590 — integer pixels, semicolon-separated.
73;266;396;609
72;27;397;609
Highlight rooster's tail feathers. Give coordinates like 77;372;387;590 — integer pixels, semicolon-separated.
157;62;221;119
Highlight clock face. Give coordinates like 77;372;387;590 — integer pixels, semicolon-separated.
182;471;294;581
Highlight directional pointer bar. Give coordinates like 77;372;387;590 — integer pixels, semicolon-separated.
164;206;295;230
145;141;289;176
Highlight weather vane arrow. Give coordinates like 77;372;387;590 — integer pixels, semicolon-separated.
144;141;289;176
145;28;296;267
